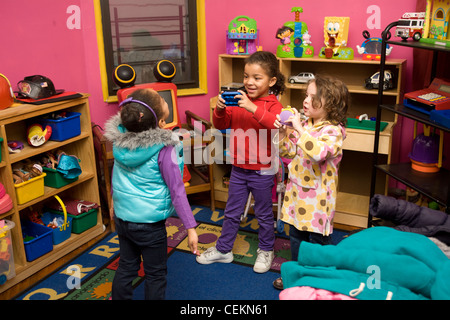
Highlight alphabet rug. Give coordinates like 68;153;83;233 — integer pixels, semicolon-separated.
14;205;347;300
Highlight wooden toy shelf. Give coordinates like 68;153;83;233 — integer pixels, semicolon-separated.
212;54;406;227
0;94;104;293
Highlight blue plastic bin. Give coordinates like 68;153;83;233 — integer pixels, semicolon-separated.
22;221;53;262
39;112;81;141
41;212;73;245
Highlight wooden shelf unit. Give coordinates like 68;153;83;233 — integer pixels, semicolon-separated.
0;95;104;293
211;54;406;227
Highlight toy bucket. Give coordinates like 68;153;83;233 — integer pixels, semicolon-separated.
41;195;72;245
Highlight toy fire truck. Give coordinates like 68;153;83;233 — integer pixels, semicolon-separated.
395;12;425;41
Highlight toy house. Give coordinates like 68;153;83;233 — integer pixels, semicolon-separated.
226;16;259;55
275;7;314;58
420;0;450;47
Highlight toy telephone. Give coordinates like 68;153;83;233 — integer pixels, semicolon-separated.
404;78;450;113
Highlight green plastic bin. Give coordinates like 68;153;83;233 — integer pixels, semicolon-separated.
347;118;388;131
43;167;78;188
49;208;98;234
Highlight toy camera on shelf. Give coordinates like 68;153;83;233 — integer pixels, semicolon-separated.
318;17;353;60
275;7;314;58
226;15;260;55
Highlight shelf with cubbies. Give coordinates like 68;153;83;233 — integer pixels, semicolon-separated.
0;94;104;293
212;54;406;227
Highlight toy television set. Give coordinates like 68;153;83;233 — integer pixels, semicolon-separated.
117;82;181;130
404;78;450;113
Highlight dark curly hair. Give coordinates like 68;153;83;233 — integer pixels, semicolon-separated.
245;51;285;96
308;74;349;126
120;88;164;132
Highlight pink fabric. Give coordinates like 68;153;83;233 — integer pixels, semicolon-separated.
279;286;357;300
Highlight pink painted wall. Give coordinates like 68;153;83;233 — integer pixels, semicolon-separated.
2;0;448;170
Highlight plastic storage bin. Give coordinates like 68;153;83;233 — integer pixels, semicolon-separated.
39;112;81;141
43;167;78;188
14;173;46;205
347;118;388;131
49;208;98;234
0;220;16;285
41;195;73;245
22;220;53;262
41;212;72;245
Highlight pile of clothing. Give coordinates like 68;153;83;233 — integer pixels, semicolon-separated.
280;195;450;300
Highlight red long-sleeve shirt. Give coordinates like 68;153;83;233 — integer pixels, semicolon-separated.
213;94;282;170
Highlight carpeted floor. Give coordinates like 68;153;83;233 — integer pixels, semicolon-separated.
14;205;347;300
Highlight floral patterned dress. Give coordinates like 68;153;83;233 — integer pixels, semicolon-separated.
279;119;346;236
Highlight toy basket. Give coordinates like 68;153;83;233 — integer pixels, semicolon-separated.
48;208;98;234
41;196;72;245
43;167;78;188
22;220;53;262
347;118;388;131
39;112;81;141
0;220;16;284
14;173;46;205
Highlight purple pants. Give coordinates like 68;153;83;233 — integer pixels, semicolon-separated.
216;166;275;253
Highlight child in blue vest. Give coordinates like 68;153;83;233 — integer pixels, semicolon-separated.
105;88;199;300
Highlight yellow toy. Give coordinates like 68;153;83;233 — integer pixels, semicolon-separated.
27;123;52;147
319;17;354;60
420;0;450;47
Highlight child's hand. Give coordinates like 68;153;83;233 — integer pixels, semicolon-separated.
187;228;200;256
288;108;304;135
216;91;226;110
236;90;257;114
274;114;287;141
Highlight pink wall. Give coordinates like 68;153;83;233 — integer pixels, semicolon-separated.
4;0;448;170
1;0;416;125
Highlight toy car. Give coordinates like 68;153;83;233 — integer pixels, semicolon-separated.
364;70;394;90
288;72;314;84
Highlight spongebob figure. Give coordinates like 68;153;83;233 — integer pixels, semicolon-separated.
319;17;354;60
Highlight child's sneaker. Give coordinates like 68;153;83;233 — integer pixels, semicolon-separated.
196;246;233;264
253;248;274;273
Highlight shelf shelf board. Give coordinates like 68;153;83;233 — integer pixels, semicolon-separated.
386;39;450;53
287;83;399;96
376;163;450;207
381;104;450;133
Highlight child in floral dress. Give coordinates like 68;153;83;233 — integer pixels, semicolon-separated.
273;74;349;289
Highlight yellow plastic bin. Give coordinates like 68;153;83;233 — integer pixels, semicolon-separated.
0;220;16;285
14;173;46;205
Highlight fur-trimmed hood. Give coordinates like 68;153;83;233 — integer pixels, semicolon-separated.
104;113;180;167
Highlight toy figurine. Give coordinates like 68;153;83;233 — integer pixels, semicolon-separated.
319;17;354;60
276;26;295;52
226;16;260;55
356;30;393;61
275;7;314;58
27;123;52;147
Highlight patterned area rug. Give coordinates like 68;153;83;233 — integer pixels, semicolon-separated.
14;205;347;300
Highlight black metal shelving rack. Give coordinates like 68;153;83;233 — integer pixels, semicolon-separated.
369;21;450;227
